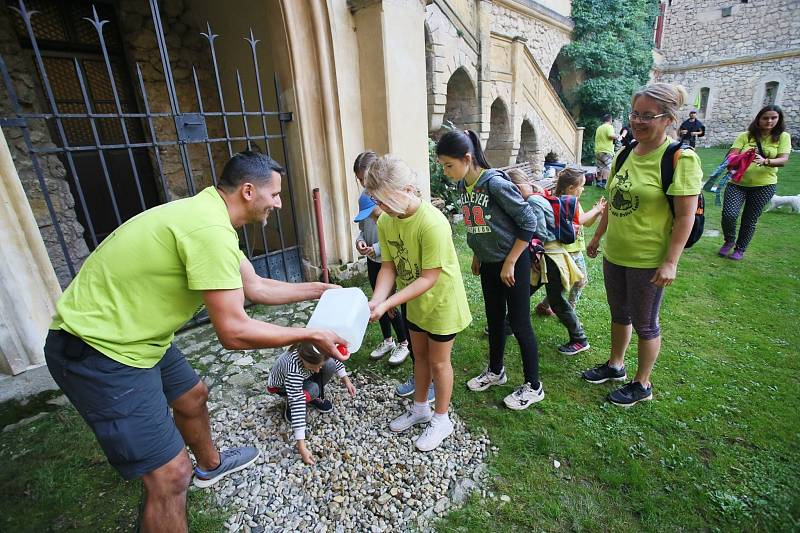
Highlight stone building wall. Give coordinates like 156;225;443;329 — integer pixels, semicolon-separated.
490;1;571;75
0;10;89;286
654;0;799;148
426;0;578;171
0;0;223;287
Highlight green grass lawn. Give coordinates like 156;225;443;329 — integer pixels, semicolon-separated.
1;148;798;531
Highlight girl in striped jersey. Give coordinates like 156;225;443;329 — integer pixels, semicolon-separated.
267;343;356;464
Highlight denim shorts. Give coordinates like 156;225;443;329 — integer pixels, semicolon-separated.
44;329;200;480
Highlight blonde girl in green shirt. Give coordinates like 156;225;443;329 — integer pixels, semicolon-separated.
583;83;702;407
364;155;472;451
719;105;792;260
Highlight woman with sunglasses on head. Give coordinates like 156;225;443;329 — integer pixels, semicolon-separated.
583;83;703;407
718;105;791;260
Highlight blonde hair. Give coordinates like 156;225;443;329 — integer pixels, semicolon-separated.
363;154;421;214
632;82;688;124
554;167;586;196
506;168;544;193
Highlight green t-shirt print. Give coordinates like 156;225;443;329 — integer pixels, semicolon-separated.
377;201;472;335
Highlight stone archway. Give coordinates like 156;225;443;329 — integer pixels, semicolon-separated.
516;120;537;164
485;98;513;167
442;67;479;133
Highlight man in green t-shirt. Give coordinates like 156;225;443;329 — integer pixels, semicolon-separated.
594;113;619;188
44;151;345;532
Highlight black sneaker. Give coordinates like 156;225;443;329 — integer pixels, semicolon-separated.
310;398;333;413
608;381;653;407
283;401;292;423
557;340;590;356
581;362;627;384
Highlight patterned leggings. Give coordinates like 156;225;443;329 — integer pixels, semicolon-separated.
721;183;777;251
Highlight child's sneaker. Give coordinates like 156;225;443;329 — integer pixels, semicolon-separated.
387;343;410;365
389;406;432;433
557;340;590;355
581;362;627;384
310;398;333;413
370;339;396;360
395;374;415;397
535;303;555;317
503;382;544;410
415;415;454;452
608;381;653;407
467;367;507;391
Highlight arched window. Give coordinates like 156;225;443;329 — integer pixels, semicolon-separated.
698;87;710;119
763;81;779;106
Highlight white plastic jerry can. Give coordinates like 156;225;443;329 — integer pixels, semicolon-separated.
306;287;370;356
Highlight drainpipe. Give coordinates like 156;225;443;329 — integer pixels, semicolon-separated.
312;188;329;283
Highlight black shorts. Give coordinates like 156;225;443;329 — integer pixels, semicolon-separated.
405;320;457;342
44;329;200;480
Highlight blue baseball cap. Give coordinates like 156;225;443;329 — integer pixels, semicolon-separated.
353;192;377;222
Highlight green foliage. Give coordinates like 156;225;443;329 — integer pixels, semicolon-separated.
563;0;659;163
429;138;459;214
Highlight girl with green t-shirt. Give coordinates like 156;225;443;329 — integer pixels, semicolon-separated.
719;105;792;260
364;154;472;452
583;83;702;407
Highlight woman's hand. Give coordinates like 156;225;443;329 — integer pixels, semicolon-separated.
650;261;677;287
471;255;481;276
587;237;601;258
501;258;516;287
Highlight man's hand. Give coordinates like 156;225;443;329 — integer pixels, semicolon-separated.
308;328;348;359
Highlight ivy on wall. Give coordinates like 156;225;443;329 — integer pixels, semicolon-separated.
562;0;659;163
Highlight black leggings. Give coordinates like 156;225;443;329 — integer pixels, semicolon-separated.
481;251;539;386
367;259;408;343
530;255;587;343
721;183;776;252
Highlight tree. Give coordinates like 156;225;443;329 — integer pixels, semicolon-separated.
562;0;659;163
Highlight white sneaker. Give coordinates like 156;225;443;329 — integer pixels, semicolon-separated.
415;415;454;452
387;343;410;365
370;339;396;360
389;406;432;433
503;382;544;411
467;367;508;391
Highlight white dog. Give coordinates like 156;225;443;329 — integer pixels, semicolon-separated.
766;195;800;213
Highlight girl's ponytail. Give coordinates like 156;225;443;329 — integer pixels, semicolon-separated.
436;129;491;170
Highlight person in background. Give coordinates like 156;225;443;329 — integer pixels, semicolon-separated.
594;113;619;188
718;105;791;260
679;110;705;148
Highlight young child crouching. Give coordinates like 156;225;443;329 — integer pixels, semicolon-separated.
267;342;356;464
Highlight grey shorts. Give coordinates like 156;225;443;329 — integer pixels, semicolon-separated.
596;152;613;171
44;329;200;480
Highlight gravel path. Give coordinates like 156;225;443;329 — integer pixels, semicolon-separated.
199;371;492;532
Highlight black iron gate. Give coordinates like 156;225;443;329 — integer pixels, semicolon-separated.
0;0;303;284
